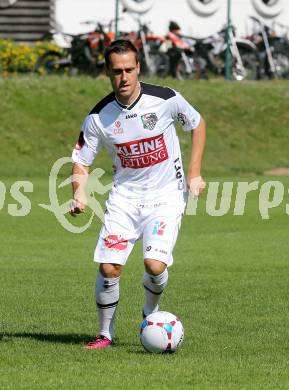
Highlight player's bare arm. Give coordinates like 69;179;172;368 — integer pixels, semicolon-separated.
187;116;206;197
70;163;89;216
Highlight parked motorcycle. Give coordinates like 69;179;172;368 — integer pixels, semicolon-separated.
121;19;169;78
248;16;289;79
34;21;115;76
195;26;259;81
166;21;203;80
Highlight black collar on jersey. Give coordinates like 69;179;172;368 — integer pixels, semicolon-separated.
89;81;176;115
115;84;142;110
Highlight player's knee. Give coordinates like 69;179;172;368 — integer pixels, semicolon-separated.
99;263;123;278
144;259;167;276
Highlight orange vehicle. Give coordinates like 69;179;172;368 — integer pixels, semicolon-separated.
121;22;170;77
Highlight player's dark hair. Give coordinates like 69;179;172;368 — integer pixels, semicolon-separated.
104;39;139;68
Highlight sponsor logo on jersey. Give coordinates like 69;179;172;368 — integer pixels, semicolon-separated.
74;131;85;151
115;134;168;169
125;113;137;119
141;113;158;130
152;221;166;236
114;127;124;135
114;120;124;135
103;234;128;251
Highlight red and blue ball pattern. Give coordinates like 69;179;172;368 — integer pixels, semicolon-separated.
140;316;181;353
140;311;184;353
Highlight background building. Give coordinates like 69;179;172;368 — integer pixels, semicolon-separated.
0;0;288;43
55;0;289;39
0;0;55;43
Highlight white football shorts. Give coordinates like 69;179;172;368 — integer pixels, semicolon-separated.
94;187;187;266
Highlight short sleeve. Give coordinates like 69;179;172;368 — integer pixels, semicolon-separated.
72;115;103;166
172;92;201;131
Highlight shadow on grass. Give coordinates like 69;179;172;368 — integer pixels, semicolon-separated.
0;333;143;350
0;332;91;344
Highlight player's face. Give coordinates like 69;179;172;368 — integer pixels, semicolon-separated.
106;51;140;106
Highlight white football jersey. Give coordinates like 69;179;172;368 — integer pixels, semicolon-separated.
72;82;200;199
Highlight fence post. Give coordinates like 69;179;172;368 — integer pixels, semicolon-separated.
115;0;120;38
225;0;232;80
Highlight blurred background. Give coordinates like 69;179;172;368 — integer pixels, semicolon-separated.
54;0;289;38
1;0;289;41
1;0;289;80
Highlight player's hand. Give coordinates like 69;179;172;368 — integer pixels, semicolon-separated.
187;175;206;199
69;198;86;217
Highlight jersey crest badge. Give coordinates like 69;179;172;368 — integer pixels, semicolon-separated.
141;113;158;130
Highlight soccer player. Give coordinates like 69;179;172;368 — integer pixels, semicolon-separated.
70;39;206;349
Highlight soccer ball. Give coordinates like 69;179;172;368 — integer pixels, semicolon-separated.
140;311;184;353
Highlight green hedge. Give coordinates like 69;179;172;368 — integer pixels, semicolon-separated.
0;39;63;75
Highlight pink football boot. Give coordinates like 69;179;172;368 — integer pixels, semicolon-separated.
85;335;113;349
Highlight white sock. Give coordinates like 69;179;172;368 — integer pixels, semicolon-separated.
143;268;168;316
96;272;120;341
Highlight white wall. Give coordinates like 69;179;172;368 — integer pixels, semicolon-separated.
55;0;289;39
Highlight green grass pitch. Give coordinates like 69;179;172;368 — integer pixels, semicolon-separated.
1;177;289;389
0;77;289;389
